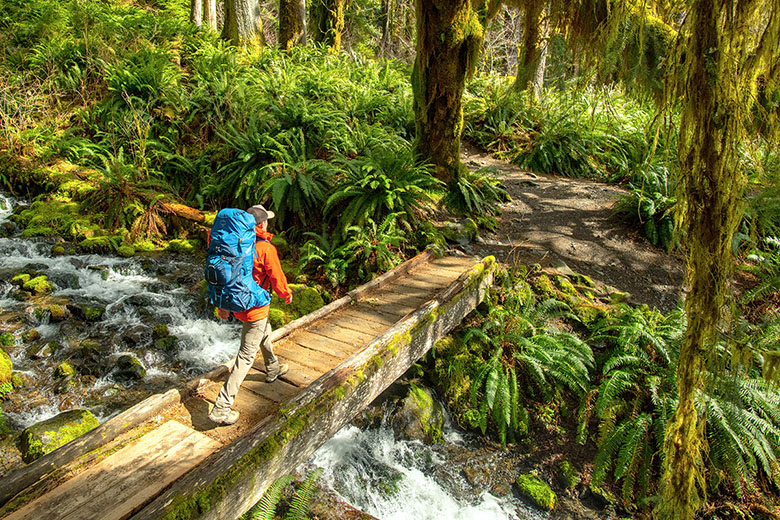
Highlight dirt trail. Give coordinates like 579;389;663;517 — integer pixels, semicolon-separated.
461;143;685;313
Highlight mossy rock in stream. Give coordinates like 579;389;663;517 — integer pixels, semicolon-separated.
23;275;54;295
79;235;120;253
0;408;12;436
11;273;31;287
18;409;99;463
117;245;135;258
516;473;557;511
0;333;15;347
0;349;13;398
166;239;201;253
390;383;444;444
12;200;89;238
114;355;146;380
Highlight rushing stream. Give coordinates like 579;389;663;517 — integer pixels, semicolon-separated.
2;192;547;519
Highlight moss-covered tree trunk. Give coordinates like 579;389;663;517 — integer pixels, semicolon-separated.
279;0;306;51
411;0;486;184
310;0;345;50
222;0;265;47
514;0;550;99
658;0;780;518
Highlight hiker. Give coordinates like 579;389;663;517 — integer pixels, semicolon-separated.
208;204;293;426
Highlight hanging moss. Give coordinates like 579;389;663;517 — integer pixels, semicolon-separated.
309;0;345;50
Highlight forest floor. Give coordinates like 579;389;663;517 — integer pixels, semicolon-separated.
461;142;686;314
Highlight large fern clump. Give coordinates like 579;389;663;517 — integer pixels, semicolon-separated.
461;275;594;446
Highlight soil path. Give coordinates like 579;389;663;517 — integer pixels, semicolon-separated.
461;143;685;313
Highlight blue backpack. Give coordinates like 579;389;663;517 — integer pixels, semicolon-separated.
205;208;271;313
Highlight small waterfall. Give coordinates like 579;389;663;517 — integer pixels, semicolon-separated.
305;423;544;520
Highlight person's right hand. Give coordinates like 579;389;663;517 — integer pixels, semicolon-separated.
285;294;293;305
217;308;230;320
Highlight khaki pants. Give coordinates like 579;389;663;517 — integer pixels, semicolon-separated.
214;318;278;412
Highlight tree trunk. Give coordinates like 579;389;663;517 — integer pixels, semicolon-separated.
411;0;486;184
279;0;306;51
657;0;778;517
310;0;345;50
206;0;218;30
514;0;549;98
378;0;393;58
191;0;203;27
221;0;264;47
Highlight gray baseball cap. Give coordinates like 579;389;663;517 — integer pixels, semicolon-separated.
246;204;275;223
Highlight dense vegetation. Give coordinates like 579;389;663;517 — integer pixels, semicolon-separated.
2;0;780;518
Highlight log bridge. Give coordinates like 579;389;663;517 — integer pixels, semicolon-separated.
0;252;496;520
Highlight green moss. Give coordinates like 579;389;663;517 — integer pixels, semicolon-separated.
11;274;31;286
14;200;87;238
408;383;443;443
587;484;616;506
608;290;630;304
557;460;580;489
0;332;15;347
11;372;24;388
18;409;99;463
47;304;67;321
79;235;120;253
133;240;156;252
155;335;178;352
117;245;135;257
268;308;288;329
532;274;555;299
573;304;608;328
0;407;12;435
152;324;170;339
0;349;12;398
203;212;216;227
553;275;577;296
516;474;557;511
55;362;75;378
570;273;595;288
22;329;40;342
51;244;66;256
84;307;105;321
167;239;201;253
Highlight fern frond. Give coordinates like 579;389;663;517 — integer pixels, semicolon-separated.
247;475;295;520
283;469;322;520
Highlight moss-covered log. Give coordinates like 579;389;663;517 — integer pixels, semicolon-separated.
309;0;345;50
411;0;487;184
279;0;305;51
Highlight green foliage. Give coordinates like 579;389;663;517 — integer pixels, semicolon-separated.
283;469;322;520
443;166;508;220
740;236;780;304
325;143;443;237
244;475;294;520
242;470;321;520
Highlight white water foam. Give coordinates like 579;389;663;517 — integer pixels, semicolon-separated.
307;425;527;520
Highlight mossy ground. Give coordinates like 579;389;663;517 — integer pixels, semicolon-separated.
516;473;557;511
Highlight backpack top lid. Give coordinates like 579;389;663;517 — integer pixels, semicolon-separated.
208;208;257;253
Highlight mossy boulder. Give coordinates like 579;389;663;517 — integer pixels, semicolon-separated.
132;240;156;252
532;274;556;299
573;304;608;328
22;329;40;342
390;383;444;444
18;409;99;463
51;244;67;256
13;200;88;238
268;284;326;327
69;304;106;322
167;238;201;253
55;362;75;378
556;460;580;490
553;275;577;296
115;355;146;380
268;308;287;329
583;484;616;509
11;273;31;286
570;273;595;288
152;324;169;339
0;333;15;347
0;407;12;435
117;245;135;258
47;304;69;322
154;335;178;352
79;235;120;253
516;473;557;511
0;349;12;398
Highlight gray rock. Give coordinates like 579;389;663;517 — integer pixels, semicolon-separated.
115;354;146;381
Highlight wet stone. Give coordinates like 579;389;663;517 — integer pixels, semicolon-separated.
115;355;146;381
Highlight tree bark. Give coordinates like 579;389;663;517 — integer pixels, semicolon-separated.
411;0;486;184
514;0;549;99
310;0;345;50
206;0;218;30
221;0;265;47
279;0;306;51
191;0;203;27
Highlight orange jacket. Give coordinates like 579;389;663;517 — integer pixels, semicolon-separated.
233;228;291;322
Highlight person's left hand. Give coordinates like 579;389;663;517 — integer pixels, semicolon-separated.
217;308;230;320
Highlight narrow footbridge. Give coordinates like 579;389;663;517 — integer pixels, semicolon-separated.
0;252;495;520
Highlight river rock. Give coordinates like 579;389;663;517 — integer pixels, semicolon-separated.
0;349;12;398
516;473;557;511
115;355;146;380
0;407;12;436
78;339;108;376
556;460;580;490
18;409;99;463
390;384;444;444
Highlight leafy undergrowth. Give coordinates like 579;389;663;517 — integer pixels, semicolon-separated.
428;264;780;518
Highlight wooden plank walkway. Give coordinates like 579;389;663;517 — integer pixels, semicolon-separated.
0;253;494;520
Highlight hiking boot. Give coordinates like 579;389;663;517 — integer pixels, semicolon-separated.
208;407;240;426
266;362;289;383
